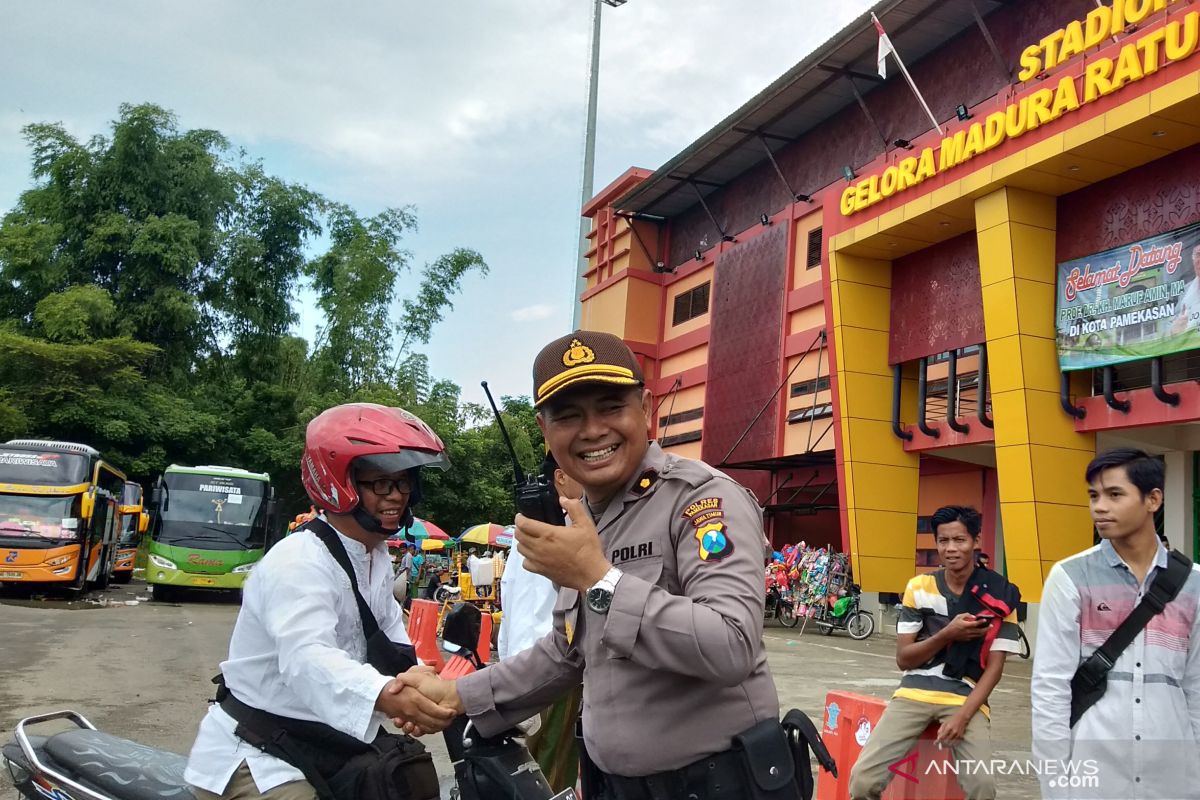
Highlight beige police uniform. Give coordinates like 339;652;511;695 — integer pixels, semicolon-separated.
456;442;779;777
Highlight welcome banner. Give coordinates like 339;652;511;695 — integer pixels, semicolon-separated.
1056;220;1200;371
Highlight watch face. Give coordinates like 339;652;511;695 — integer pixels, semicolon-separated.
587;586;613;613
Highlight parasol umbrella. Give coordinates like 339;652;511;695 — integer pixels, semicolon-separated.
458;522;512;548
386;517;450;549
421;538;453;552
420;518;451;540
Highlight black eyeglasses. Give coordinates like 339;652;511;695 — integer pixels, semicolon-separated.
357;477;412;496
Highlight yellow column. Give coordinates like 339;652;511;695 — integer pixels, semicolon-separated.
975;188;1096;601
828;249;920;592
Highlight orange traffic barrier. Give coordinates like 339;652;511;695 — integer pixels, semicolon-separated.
817;690;964;800
476;611;492;665
439;653;476;679
406;598;445;672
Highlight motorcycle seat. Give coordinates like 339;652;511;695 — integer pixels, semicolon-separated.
2;734;49;772
44;728;192;800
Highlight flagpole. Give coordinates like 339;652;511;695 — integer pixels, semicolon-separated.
872;12;944;136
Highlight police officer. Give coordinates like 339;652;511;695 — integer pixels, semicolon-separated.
401;331;797;799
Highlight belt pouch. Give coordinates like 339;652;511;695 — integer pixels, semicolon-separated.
731;718;801;800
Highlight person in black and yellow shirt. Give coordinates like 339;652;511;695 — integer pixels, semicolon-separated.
848;506;1021;800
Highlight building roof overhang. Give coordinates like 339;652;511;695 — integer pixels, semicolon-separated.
612;0;1008;219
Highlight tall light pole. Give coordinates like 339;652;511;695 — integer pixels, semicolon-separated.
572;0;626;331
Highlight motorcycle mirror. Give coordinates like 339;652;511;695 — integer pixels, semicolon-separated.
441;602;482;655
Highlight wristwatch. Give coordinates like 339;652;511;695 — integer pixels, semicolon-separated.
586;567;623;614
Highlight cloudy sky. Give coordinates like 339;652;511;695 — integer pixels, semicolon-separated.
1;0;873;404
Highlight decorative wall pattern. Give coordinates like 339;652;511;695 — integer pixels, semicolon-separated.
1057;144;1200;261
889;233;985;363
701;224;788;495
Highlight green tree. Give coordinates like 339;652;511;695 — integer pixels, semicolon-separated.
0;102;523;535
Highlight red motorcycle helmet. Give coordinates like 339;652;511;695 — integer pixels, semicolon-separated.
301;404;449;529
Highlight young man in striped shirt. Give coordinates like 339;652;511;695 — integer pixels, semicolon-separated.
1032;449;1200;799
849;506;1021;800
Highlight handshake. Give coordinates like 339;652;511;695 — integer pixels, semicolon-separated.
376;665;465;736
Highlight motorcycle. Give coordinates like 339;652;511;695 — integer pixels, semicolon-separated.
811;582;874;640
2;602;569;800
764;566;799;628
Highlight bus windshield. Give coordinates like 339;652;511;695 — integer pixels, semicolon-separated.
157;473;267;550
118;510;141;545
0;494;81;547
0;449;90;486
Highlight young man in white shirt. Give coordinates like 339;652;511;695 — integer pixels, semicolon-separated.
1032;448;1200;799
185;404;458;800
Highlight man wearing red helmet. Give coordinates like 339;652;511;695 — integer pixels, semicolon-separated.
185;403;456;800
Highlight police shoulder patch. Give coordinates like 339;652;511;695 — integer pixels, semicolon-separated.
682;496;723;523
694;519;734;563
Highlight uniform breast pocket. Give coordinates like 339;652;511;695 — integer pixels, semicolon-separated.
618;554;664;587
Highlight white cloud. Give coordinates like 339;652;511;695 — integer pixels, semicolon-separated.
510;303;558;323
0;0;874;404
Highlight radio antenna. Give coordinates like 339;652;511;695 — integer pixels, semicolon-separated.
481;381;527;483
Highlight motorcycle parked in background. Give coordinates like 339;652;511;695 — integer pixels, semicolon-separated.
811;582;874;640
765;568;799;628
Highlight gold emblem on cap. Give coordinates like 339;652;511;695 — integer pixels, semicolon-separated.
562;338;596;367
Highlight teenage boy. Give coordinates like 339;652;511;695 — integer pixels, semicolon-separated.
1032;449;1200;799
849;506;1021;800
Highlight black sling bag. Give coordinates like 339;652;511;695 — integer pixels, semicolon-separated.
1069;549;1192;727
305;518;420;677
214;519;436;800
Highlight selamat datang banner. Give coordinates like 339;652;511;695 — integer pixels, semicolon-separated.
1056;220;1200;371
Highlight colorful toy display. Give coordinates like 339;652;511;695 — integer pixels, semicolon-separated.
765;543;853;632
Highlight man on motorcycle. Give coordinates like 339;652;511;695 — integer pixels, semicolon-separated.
396;331;803;799
184;404;458;800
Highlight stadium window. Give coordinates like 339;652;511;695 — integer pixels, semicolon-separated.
806;227;823;269
672;282;711;326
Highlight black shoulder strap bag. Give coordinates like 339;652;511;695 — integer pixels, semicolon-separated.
305;518;420;677
1070;549;1192;727
213;518;437;800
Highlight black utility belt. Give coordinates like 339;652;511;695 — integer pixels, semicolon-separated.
597;717;802;800
600;748;743;800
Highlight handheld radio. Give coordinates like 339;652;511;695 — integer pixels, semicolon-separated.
481;381;563;524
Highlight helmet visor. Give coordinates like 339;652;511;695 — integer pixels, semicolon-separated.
353;450;450;475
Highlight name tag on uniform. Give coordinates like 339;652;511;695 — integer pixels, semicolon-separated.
551;790;578;800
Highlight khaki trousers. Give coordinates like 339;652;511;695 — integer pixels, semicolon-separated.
847;697;994;800
191;761;317;800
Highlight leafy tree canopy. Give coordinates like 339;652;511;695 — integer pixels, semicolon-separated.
0;103;537;535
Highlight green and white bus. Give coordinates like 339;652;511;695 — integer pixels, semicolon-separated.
146;464;277;600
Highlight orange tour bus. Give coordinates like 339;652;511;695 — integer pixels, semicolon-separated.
0;440;126;591
111;481;149;584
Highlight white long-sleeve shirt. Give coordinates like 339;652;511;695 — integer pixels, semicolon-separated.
1031;541;1200;799
496;533;557;660
185;521;412;795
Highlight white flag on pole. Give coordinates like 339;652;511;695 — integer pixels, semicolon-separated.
873;14;895;78
870;12;944;135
